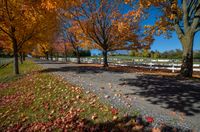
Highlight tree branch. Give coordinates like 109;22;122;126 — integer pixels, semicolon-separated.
17;29;36;50
0;26;12;38
188;0;197;18
5;0;13;22
190;1;200;16
191;5;200;31
195;26;200;33
174;23;184;39
182;0;189;30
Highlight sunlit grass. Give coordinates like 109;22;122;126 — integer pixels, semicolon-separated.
0;60;114;130
0;60;39;83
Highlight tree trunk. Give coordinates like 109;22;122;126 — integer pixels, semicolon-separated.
22;52;26;61
77;52;81;64
45;52;49;60
64;45;68;62
13;41;19;75
20;52;23;64
56;52;59;61
180;35;194;77
102;50;108;67
50;52;53;61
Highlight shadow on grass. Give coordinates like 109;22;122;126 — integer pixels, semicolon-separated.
35;60;68;65
6;115;181;132
36;59;130;74
40;66;108;74
119;75;200;116
36;60;200;78
39;64;127;74
37;60;200;116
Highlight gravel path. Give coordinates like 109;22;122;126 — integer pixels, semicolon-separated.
36;60;200;131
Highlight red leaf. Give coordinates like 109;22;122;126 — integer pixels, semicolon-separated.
145;116;154;123
111;108;118;115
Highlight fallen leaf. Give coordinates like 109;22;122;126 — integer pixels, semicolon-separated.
111;108;118;115
91;113;98;120
152;127;161;132
112;116;118;121
105;95;110;99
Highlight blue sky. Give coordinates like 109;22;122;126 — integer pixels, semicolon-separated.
91;32;199;55
91;4;200;55
91;32;200;55
151;32;200;52
143;7;200;52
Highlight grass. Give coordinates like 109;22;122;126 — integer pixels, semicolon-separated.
0;60;39;83
0;60;120;131
0;58;13;67
0;60;189;131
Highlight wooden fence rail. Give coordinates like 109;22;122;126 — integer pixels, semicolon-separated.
40;57;200;72
0;58;13;68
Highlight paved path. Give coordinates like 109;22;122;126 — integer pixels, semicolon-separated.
36;60;200;131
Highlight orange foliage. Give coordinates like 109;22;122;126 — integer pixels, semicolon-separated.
0;0;59;53
65;0;153;52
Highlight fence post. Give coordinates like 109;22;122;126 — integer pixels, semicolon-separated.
172;60;175;73
150;62;152;71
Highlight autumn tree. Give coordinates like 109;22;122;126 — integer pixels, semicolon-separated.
0;0;59;74
130;0;200;77
56;31;68;62
31;25;60;60
31;38;57;60
142;49;150;58
18;41;34;64
0;33;12;54
65;29;82;63
66;0;153;67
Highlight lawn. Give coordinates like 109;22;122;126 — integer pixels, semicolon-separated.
0;60;189;131
0;60;144;131
0;60;39;83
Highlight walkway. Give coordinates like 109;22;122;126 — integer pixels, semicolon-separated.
36;60;200;131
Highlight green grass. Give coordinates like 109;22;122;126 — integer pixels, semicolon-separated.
0;58;13;66
0;60;39;83
0;59;187;131
0;60;115;131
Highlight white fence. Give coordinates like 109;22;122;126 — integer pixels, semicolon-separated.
0;58;13;67
40;57;200;72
